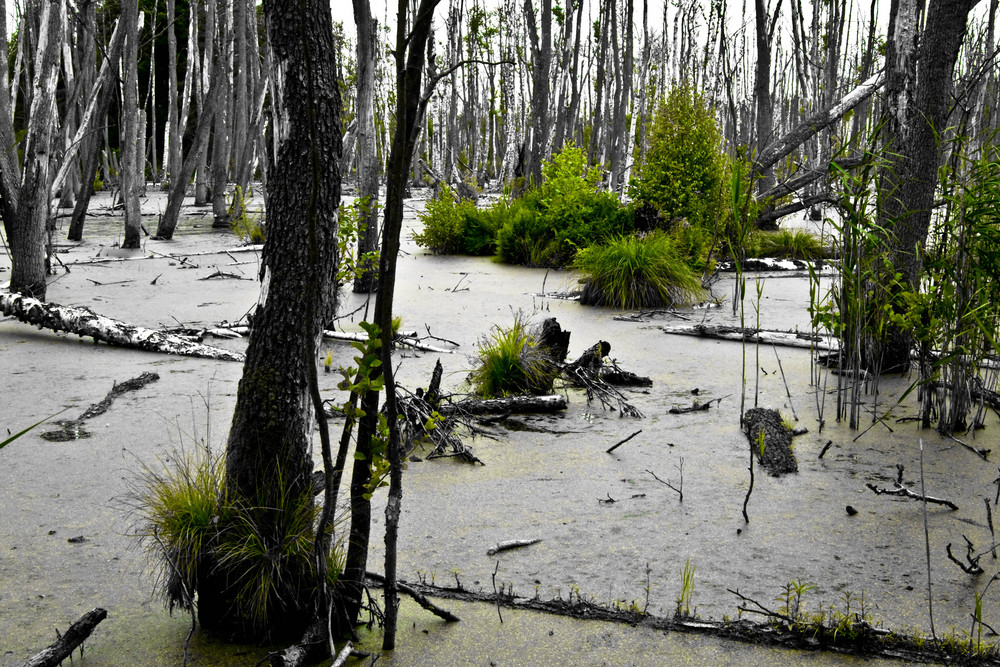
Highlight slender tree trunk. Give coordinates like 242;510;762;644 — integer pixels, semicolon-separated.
121;0;143;249
165;0;181;186
211;0;232;227
352;0;380;294
522;0;551;186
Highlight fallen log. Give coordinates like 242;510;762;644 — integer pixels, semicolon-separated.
661;323;838;352
743;407;798;476
440;394;567;416
22;607;107;667
486;538;542;556
1;292;245;362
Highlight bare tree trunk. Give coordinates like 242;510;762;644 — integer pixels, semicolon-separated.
753;0;782;199
211;0;232;228
589;0;610;167
0;0;21;237
522;0;551;186
121;0;143;249
164;0;181;187
352;0;380;294
9;0;63;299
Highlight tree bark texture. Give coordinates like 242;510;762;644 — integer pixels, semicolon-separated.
121;0;143;249
225;0;342;509
9;0;63;300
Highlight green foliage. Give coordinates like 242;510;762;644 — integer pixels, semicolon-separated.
756;229;826;260
414;183;477;255
470;314;558;398
228;186;265;244
496;145;631;267
574;232;707;309
337;196;380;284
676;559;695;618
629;83;727;231
92;177;104;192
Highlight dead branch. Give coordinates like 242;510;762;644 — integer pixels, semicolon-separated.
646;463;683;502
946;536;985;575
22;608;107;667
866;465;959;510
606;430;642;454
727;589;795;625
366;571;460;622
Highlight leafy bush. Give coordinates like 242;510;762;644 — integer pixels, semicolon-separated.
495;144;632;267
756;229;826;260
629;83;727;231
573;232;707;309
470;314;558;397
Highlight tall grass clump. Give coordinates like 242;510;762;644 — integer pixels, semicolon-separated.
470;315;558;397
228;186;265;244
129;446;343;641
574;232;707;309
757;229;826;260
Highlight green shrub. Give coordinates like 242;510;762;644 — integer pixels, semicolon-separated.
573;232;707;309
629;83;727;231
470;314;558;397
495;144;632;267
414;183;468;254
756;229;825;260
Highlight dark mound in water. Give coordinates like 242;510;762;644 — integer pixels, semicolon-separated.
743;407;798;476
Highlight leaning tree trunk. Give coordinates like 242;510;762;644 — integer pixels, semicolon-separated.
9;0;63;300
217;0;342;641
352;0;380;294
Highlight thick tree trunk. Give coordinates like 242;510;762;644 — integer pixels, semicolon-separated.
9;0;63;300
0;0;21;240
875;0;982;371
218;0;342;641
352;0;380;294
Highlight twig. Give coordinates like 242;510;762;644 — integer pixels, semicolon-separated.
986;498;997;559
645;461;683;502
920;440;938;642
606;429;642;454
727;588;794;624
486;539;541;557
947;434;990;460
865;477;959;510
946;536;985;575
818;440;834;459
492;561;503;624
771;343;797;421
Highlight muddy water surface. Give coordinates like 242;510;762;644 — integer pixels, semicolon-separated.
1;190;996;664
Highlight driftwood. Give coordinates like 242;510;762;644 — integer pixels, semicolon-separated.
42;372;159;441
661;323;838;352
486;538;542;556
562;341;645;418
866;464;958;510
397;361;484;465
22;607;107;667
743;408;798;476
669;396;728;414
715;258;831;273
441;394;567;416
1;293;245;362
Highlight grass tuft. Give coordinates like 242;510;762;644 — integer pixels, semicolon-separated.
470;314;558;398
574;232;707;308
756;229;825;260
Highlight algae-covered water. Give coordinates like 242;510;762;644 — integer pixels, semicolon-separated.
2;190;996;664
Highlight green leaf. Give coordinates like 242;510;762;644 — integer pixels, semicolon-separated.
1;409;67;451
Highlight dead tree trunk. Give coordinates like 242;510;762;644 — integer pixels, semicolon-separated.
352;0;381;294
121;0;143;249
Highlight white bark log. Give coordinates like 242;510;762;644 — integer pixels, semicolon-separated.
1;292;245;361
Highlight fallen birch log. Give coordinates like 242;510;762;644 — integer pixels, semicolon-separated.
661;324;838;352
1;292;245;362
440;394;567;416
62;245;262;266
486;539;542;556
22;607;107;667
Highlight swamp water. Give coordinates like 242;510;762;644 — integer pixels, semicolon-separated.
1;190;996;664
